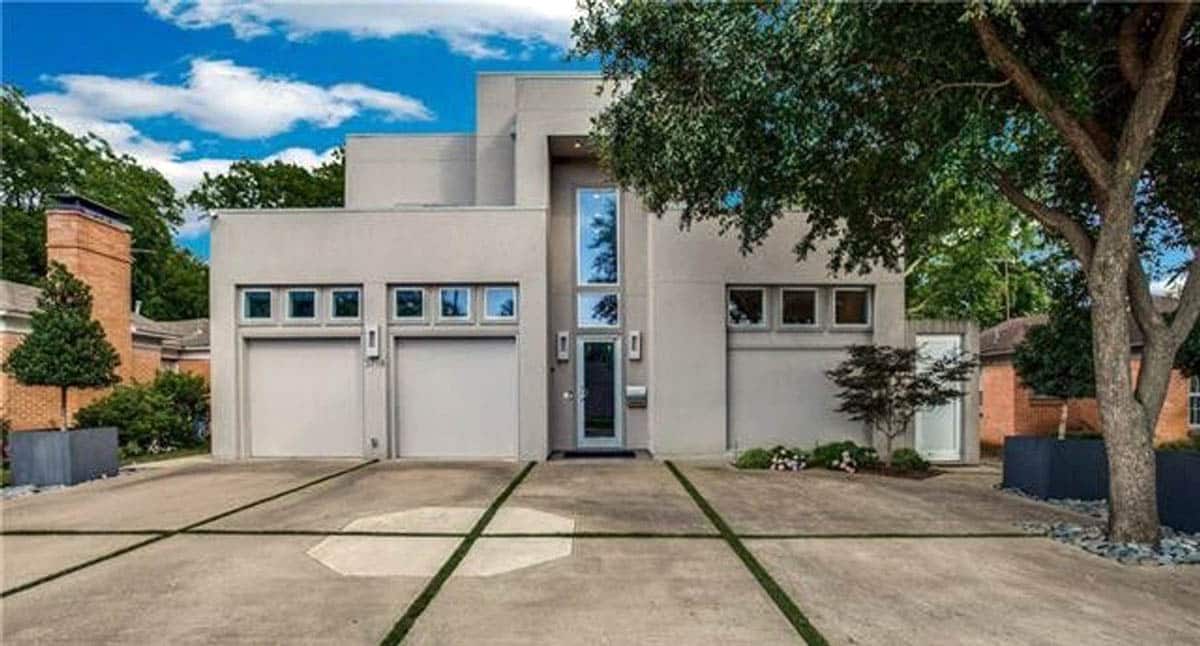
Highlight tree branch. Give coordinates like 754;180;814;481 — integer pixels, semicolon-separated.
1168;253;1200;346
1118;4;1149;89
925;79;1011;96
1127;255;1166;338
972;17;1112;189
1113;2;1193;192
992;171;1095;267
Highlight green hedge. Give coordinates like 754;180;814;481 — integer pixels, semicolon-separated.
75;371;208;455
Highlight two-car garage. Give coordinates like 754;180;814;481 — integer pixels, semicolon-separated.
243;335;518;459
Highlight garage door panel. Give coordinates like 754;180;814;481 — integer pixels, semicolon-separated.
728;349;868;451
395;338;517;458
246;338;363;457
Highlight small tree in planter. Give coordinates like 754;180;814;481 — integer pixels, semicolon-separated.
1012;271;1095;440
826;344;975;467
3;263;120;430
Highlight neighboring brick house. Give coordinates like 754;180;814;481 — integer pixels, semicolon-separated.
0;196;209;431
979;302;1197;449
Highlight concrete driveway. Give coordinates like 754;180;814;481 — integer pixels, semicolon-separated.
2;458;1198;645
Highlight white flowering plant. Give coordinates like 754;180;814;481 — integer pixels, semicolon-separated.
768;446;808;471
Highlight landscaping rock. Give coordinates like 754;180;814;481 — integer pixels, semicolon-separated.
1018;521;1200;566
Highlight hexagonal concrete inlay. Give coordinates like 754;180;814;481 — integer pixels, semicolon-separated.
307;506;574;578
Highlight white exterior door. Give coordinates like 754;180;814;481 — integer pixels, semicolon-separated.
915;334;963;462
245;338;364;457
394;337;518;458
576;336;623;449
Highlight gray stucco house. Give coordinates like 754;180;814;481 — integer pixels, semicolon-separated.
211;73;977;462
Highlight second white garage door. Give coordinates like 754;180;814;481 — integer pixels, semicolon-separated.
394;337;518;458
246;338;364;457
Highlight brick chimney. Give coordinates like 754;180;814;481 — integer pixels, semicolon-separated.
44;195;133;384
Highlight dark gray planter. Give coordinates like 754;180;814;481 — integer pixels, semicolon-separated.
1002;436;1109;500
9;427;119;486
1157;451;1200;534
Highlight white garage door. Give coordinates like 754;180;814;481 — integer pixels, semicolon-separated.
728;348;868;451
246;338;363;457
394;337;518;458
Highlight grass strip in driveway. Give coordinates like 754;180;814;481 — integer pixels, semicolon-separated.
379;461;536;646
186;528;468;538
0;459;378;599
0;529;171;536
665;461;829;646
741;531;1038;540
483;531;722;539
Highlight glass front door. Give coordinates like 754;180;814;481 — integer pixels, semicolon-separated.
576;337;622;448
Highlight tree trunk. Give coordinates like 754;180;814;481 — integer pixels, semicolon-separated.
1057;400;1069;441
884;433;894;468
59;386;69;432
1088;233;1160;544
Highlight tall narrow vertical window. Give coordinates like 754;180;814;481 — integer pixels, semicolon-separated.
1190;376;1199;429
577;188;619;285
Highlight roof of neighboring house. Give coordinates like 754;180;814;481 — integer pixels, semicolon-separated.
1;279;208;349
131;314;209;349
981;295;1180;358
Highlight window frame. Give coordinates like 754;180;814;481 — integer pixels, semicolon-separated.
778;287;820;329
832;287;872;329
483;286;519;323
328;288;362;322
437;286;473;322
575;187;621;287
241;289;274;322
577;290;621;329
392;287;426;322
284;288;319;322
1190;376;1200;430
726;286;768;329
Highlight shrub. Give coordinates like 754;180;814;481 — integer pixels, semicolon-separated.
888;448;931;472
735;447;773;469
810;441;878;473
75;372;209;453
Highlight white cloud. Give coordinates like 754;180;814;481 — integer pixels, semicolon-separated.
146;0;576;60
25;93;343;241
29;58;432;141
263;146;339;168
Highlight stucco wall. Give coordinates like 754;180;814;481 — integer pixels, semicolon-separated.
645;213;905;456
209;206;549;460
345;135;476;208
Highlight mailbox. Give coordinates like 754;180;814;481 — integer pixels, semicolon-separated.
625;385;648;408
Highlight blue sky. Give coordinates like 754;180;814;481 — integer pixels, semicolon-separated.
2;1;594;259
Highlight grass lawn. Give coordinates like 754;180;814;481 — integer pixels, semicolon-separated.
120;445;210;467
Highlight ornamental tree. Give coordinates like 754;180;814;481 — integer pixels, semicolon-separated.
826;345;975;467
2;263;120;430
1013;270;1096;439
574;1;1198;544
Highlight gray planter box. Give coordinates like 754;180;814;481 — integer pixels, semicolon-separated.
10;427;119;486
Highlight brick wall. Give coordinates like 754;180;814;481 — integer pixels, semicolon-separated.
132;344;162;384
4;207;132;430
177;358;210;383
981;357;1193;448
45;208;133;382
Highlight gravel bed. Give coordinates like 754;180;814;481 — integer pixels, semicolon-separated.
1002;488;1200;566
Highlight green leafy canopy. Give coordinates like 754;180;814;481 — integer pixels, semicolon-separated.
1;86;208;320
2;263;120;390
572;2;1197;275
